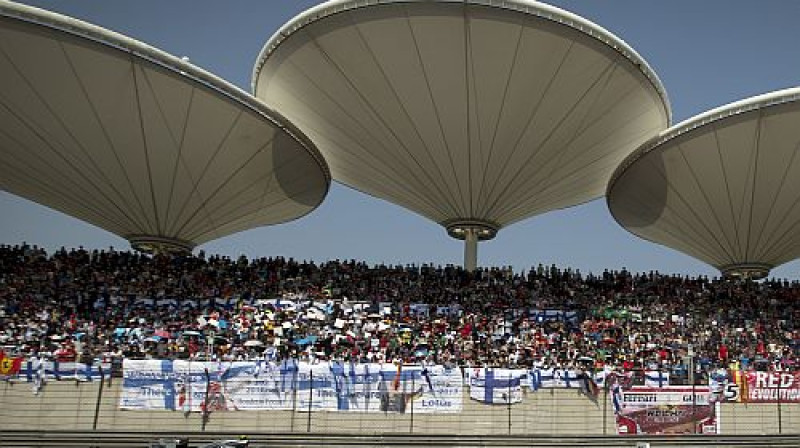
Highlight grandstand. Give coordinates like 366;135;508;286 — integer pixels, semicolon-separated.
0;243;798;439
0;0;799;443
1;243;797;371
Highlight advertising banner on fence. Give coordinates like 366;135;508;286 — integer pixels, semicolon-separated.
708;369;800;403
613;386;718;435
742;371;800;403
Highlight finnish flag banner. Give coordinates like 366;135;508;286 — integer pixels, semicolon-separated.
534;368;581;389
240;360;298;410
592;367;615;389
328;362;387;412
23;360;109;382
172;360;216;412
120;359;179;410
413;364;463;414
173;361;288;412
644;370;670;388
469;368;523;404
295;362;337;412
375;364;427;414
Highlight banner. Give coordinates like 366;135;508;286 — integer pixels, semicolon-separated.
707;370;800;403
316;362;387;412
0;354;23;378
240;360;299;410
120;360;179;410
173;360;218;412
468;368;523;404
528;309;579;324
296;363;462;413
708;368;741;403
27;361;109;381
173;360;294;412
613;386;718;435
414;365;463;413
120;360;462;413
0;356;108;382
295;362;337;412
742;371;800;403
644;370;670;388
529;368;582;389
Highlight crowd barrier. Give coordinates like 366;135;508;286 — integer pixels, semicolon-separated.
0;359;798;436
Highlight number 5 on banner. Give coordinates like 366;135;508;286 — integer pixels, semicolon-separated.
724;383;740;402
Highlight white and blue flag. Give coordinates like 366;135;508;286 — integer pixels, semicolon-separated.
469;368;523;404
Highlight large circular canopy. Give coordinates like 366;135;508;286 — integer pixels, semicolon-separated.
608;87;800;279
0;1;330;253
253;0;670;241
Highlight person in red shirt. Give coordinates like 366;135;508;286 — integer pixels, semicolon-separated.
54;342;77;362
718;344;728;363
658;348;670;363
622;357;634;371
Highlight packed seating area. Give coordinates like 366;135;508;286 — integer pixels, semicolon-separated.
1;243;798;377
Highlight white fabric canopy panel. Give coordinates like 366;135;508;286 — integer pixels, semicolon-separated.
253;0;670;269
0;1;330;253
608;87;800;279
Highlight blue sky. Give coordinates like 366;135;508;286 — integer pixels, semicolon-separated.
3;0;800;279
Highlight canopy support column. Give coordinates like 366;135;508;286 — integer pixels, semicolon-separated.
464;229;478;272
444;220;498;273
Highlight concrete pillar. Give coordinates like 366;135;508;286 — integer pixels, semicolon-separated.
464;229;478;272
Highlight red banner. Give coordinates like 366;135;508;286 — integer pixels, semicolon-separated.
0;353;23;377
743;371;800;403
613;386;718;435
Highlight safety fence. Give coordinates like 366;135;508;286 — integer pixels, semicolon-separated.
0;430;798;448
0;361;798;436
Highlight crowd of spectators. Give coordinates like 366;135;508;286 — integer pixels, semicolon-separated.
1;243;798;377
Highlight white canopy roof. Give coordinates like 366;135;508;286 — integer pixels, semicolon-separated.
0;1;330;252
253;0;670;238
608;87;800;278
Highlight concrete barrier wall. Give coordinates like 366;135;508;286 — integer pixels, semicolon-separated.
1;381;797;435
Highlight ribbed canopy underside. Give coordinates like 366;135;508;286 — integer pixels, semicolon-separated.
608;88;800;272
0;6;329;248
254;0;669;232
